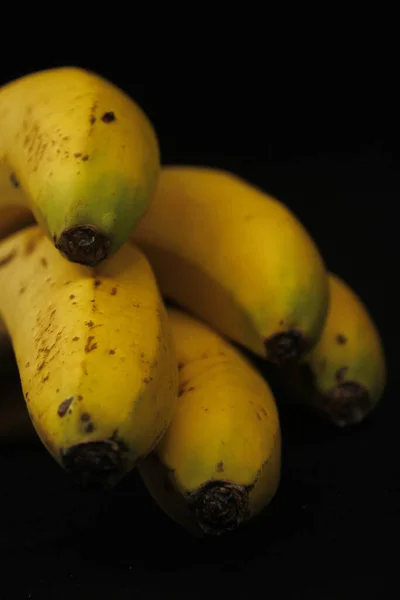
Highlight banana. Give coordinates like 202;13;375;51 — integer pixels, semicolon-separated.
139;307;281;537
132;165;329;366
282;273;387;427
0;66;160;266
0;225;178;486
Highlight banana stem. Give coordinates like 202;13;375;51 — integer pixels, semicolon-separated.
187;480;249;535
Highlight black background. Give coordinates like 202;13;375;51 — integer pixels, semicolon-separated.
0;52;397;599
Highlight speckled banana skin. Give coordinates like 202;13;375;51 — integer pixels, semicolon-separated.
0;225;178;487
0;66;160;266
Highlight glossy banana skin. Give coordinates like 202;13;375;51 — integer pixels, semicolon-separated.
0;225;178;487
133;165;329;366
0;66;160;265
282;273;387;427
139;308;281;536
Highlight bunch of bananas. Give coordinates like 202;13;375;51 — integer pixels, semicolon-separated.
0;67;387;537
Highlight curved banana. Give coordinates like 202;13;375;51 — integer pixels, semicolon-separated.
0;225;178;487
139;307;281;537
283;273;387;427
0;66;160;266
132;165;329;366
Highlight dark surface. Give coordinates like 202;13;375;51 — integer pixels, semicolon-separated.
0;61;397;599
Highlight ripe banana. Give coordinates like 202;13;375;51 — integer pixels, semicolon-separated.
132;165;329;366
139;307;281;537
0;66;160;266
0;225;178;487
282;273;387;427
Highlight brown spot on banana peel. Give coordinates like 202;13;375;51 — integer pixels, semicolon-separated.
55;225;111;267
336;334;347;344
0;250;17;268
89;101;98;129
265;329;310;366
187;480;249;536
101;111;116;123
216;461;224;473
9;172;20;188
58;397;74;417
24;230;44;255
85;336;98;353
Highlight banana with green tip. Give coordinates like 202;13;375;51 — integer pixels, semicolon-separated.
0;66;160;266
133;165;329;366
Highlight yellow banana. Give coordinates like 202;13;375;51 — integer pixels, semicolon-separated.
139;307;281;537
0;225;178;486
132;165;329;366
0;66;160;266
282;273;387;427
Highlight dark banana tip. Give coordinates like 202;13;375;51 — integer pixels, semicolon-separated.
61;441;123;489
324;381;372;427
187;480;249;535
55;225;111;266
265;329;309;366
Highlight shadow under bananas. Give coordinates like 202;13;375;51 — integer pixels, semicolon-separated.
0;398;321;578
1;337;387;578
